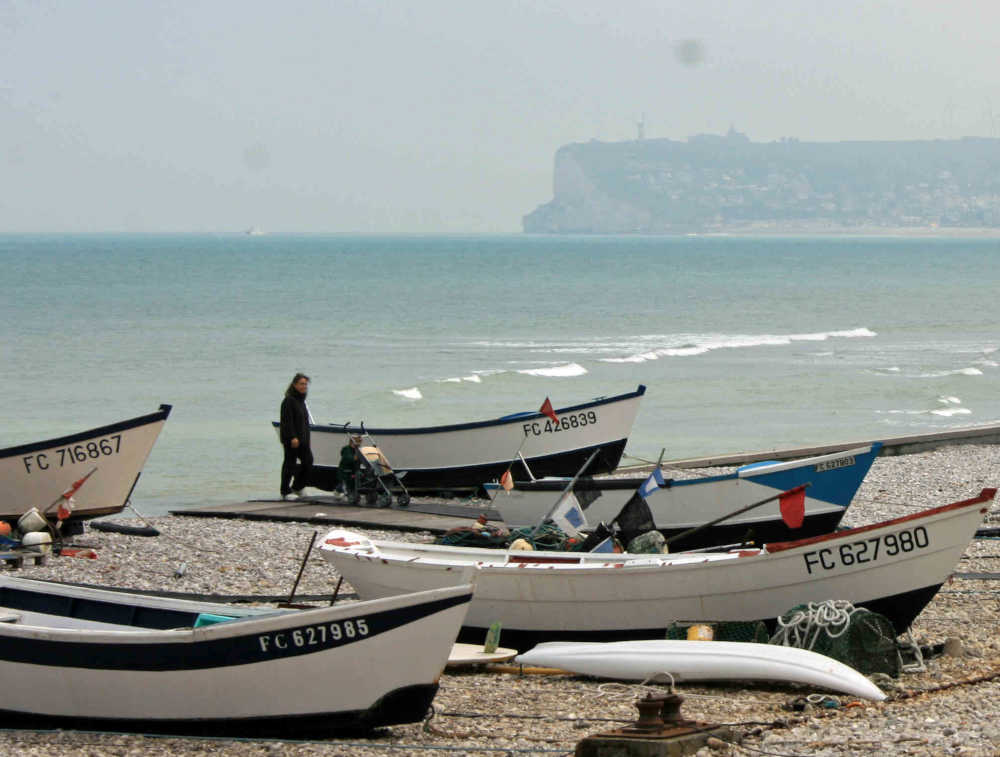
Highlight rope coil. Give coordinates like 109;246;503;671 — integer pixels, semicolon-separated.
770;599;859;650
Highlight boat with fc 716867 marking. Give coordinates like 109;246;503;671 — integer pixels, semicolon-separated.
0;405;171;524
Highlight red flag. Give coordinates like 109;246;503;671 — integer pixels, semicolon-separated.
540;397;558;424
57;499;75;521
779;485;806;529
61;468;97;501
500;470;514;491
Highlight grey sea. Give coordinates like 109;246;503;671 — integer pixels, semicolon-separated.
2;233;999;515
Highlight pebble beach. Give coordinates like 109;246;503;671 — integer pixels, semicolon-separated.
4;444;1000;756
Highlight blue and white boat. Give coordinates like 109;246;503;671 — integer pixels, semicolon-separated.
486;443;883;549
0;576;473;734
278;386;646;492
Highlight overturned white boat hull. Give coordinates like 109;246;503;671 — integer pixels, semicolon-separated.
514;640;885;701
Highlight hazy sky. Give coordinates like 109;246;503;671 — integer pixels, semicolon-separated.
2;1;998;232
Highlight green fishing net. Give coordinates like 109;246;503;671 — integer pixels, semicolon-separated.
770;601;900;677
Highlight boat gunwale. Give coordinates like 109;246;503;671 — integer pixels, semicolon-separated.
0;594;469;642
275;385;645;437
0;405;172;459
485;441;880;493
764;487;995;553
327;492;989;575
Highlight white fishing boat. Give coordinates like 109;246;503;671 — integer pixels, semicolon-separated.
320;488;994;650
514;640;886;701
486;444;882;550
277;386;645;492
0;575;473;734
0;405;171;524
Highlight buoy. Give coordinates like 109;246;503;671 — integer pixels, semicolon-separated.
17;508;47;534
687;624;714;641
21;532;53;553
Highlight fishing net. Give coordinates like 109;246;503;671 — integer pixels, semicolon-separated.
627;530;667;554
435;523;510;548
509;524;580;551
436;522;608;551
770;600;901;677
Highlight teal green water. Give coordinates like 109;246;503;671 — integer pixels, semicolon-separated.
2;233;999;514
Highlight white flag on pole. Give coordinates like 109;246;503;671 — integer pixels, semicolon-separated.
549;491;587;537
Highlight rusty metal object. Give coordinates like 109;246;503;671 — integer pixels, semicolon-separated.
575;692;733;755
604;692;716;740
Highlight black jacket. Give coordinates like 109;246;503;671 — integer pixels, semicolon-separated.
279;392;311;447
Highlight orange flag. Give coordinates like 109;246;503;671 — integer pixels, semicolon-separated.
540;397;558;424
500;470;514;491
779;485;806;529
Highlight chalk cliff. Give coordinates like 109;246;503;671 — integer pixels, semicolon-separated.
523;133;1000;233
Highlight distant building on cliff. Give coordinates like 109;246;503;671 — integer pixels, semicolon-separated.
522;132;1000;233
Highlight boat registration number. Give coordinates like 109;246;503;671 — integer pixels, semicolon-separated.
802;526;929;574
815;455;855;473
257;618;369;653
21;434;123;474
523;411;598;437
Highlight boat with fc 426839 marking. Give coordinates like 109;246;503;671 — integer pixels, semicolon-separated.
279;386;645;492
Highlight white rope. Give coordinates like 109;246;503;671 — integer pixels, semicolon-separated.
897;630;927;674
770;599;860;650
587;680;672;702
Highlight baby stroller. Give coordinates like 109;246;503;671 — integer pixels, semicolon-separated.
340;425;410;508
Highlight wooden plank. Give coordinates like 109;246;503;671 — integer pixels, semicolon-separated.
172;425;1000;532
622;423;1000;472
171;497;500;535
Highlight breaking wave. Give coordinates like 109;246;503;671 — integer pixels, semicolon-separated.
931;407;972;417
599;328;876;364
517;363;588;377
915;367;984;378
392;387;423;400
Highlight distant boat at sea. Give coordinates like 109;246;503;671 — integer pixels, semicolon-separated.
245;227;266;236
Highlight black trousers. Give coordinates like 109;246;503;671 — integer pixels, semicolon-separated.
281;443;314;495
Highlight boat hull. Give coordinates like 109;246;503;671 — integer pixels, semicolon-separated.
321;489;993;651
486;444;882;549
277;386;645;492
514;640;886;700
0;577;473;733
0;405;171;522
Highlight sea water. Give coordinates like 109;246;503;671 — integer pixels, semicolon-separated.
1;233;998;515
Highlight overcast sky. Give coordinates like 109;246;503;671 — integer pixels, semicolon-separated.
2;1;998;232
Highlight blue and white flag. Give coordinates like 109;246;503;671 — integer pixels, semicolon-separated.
589;536;616;553
638;468;666;500
550;492;587;537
